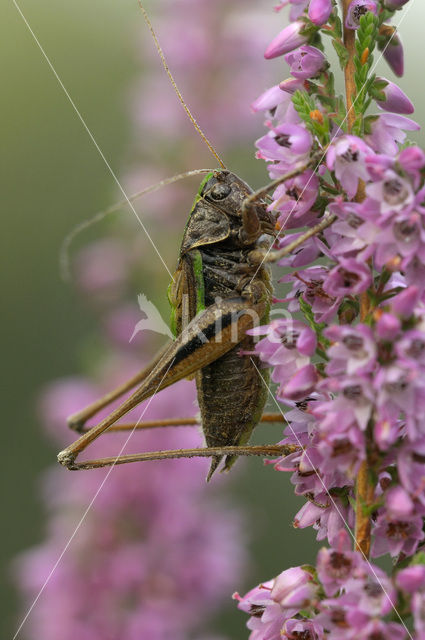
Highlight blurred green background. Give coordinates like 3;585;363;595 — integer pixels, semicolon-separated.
2;0;424;637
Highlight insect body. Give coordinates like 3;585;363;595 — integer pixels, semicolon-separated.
58;169;285;480
169;169;275;478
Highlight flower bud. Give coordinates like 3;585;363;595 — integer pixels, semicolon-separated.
308;0;333;26
379;26;404;77
384;0;410;8
265;21;308;59
374;77;414;114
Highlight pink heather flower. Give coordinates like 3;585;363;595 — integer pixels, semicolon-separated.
346;563;398;617
345;0;378;30
280;265;341;323
399;146;425;171
396;566;425;593
365;113;420;156
382;30;404;77
395;330;425;367
102;304;147;347
372;512;424;558
412;592;425;638
399;146;425;187
390;285;420;317
278;363;319;401
374;409;403;451
285;45;326;79
346;619;406;640
376;312;401;341
384;485;415;519
250;84;290;113
325;325;377;377
326;135;373;199
277;231;322;267
234;583;288;640
375;77;414;114
317;531;361;596
271;169;319;228
315;419;366;477
296;495;353;547
282;618;324;638
308;0;333;26
289;0;310;20
321;377;374;431
264;21;309;59
365;169;414;218
271;566;317;610
250;319;317;388
323;258;372;297
256;123;312;164
398;439;425;508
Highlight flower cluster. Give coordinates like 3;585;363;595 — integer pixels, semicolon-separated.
235;530;425;640
237;0;425;637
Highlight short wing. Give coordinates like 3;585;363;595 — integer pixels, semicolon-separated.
168;250;205;337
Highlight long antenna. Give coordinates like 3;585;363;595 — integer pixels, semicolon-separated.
138;1;227;170
59;168;212;281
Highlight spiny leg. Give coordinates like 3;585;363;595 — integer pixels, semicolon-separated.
242;155;321;216
80;417;199;433
58;295;268;469
65;443;298;472
239;160;321;246
67;344;170;432
81;412;285;433
249;213;337;266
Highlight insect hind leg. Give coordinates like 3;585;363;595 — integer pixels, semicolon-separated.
67;345;170;433
83;412;285;433
63;443;296;477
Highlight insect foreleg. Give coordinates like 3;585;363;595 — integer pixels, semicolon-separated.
248;212;337;266
241;154;322;220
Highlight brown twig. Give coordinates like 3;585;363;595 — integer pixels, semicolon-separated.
341;0;373;558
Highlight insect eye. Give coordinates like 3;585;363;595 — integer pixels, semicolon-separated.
209;183;232;201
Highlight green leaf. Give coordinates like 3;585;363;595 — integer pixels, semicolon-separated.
299;297;330;349
329;11;342;39
332;38;349;70
411;552;425;566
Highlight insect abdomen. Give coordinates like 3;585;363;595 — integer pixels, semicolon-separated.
196;333;268;481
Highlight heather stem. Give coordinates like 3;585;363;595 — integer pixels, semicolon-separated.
341;0;373;558
342;0;357;133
